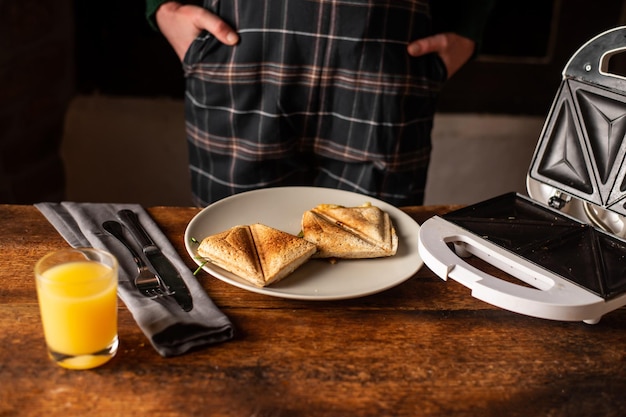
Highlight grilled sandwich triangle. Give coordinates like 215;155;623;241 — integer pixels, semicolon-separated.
302;204;398;258
197;224;317;287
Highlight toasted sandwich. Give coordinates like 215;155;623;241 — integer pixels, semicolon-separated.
301;203;398;258
197;223;317;287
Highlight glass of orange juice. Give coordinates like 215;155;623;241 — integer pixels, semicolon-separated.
34;248;119;370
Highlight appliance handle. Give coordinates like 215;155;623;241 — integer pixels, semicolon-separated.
564;26;626;91
417;216;609;323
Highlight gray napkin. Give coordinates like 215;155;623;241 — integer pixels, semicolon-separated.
35;202;235;357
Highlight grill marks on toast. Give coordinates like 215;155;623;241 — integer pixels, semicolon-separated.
313;206;392;250
303;205;398;258
198;225;264;286
197;224;316;287
302;211;384;258
249;224;316;285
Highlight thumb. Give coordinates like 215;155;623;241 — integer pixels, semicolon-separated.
192;7;239;45
407;33;447;57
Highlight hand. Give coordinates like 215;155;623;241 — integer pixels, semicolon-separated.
407;33;476;78
155;2;239;61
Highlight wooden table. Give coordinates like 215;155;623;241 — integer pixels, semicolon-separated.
1;204;625;417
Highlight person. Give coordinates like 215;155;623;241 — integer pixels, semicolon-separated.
145;0;494;207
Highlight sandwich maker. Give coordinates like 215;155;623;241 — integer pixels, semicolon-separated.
418;26;626;324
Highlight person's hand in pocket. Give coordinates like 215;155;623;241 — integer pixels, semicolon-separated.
156;2;239;61
407;32;475;78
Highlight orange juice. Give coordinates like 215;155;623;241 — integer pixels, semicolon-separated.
35;249;118;370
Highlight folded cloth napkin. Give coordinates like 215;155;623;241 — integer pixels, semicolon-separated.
35;202;235;357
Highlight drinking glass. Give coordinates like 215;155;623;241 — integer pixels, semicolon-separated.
34;248;119;370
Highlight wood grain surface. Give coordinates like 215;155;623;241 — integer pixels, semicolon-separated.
1;204;625;417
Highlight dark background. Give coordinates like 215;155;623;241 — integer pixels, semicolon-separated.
74;0;626;116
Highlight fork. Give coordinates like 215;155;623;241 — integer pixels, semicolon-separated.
102;220;172;298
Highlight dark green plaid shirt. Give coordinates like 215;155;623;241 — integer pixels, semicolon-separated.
147;0;494;207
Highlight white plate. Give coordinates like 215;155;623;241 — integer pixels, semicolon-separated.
184;186;423;300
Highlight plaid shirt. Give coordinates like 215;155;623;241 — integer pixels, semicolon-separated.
183;0;446;207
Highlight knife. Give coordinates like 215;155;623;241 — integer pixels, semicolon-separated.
117;209;193;312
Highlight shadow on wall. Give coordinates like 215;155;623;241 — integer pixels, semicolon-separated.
61;95;192;207
0;0;74;204
424;114;544;206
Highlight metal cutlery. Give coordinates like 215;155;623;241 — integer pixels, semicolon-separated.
102;220;172;298
116;209;193;312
